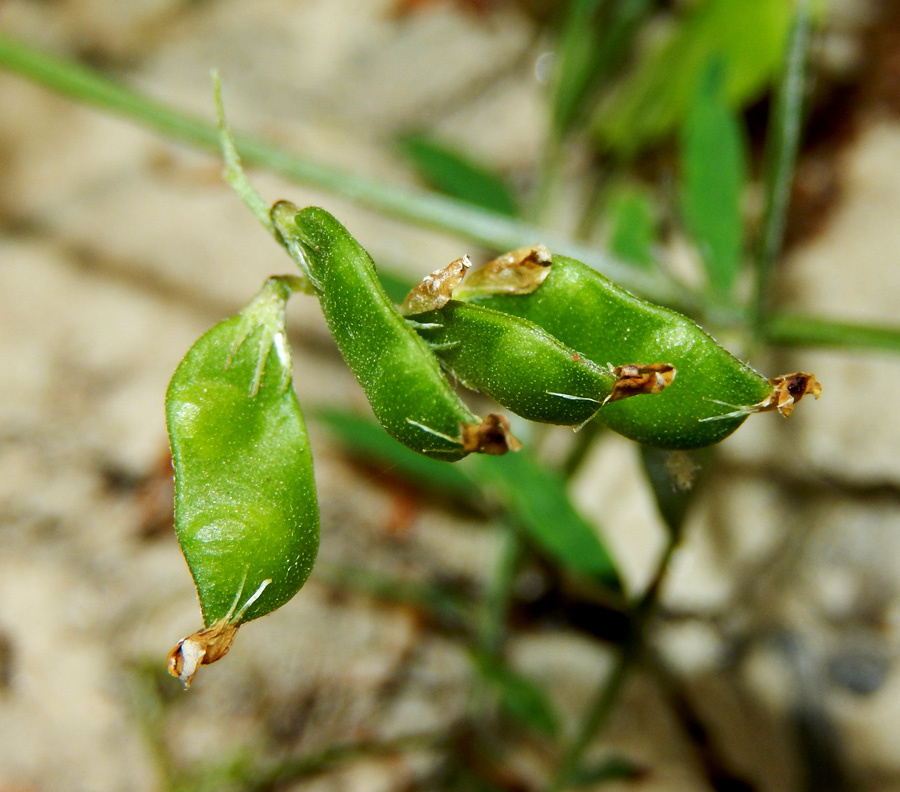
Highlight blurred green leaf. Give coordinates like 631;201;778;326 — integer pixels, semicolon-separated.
571;755;646;785
607;185;657;269
472;652;560;738
469;452;621;589
595;0;791;157
313;407;473;500
317;562;472;627
376;265;416;306
680;59;747;298
398;133;519;217
551;0;653;136
316;409;621;589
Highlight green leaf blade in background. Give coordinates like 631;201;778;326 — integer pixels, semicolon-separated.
317;409;621;590
607;185;657;270
313;407;473;500
680;59;747;299
472;652;561;738
398;133;519;218
551;0;653;136
571;755;646;785
551;0;607;135
594;0;791;157
468;452;621;590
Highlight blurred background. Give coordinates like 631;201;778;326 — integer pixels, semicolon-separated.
2;0;900;790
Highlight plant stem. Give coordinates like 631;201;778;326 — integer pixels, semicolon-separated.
763;313;900;355
193;731;447;792
754;0;813;327
544;534;678;791
477;522;522;658
0;33;685;308
560;419;605;481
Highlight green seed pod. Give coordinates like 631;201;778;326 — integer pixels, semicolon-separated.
270;201;518;460
410;299;675;426
455;249;816;449
166;276;318;686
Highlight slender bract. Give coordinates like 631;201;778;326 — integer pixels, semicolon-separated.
457;253;775;448
411;300;673;426
166;277;319;685
271;202;518;460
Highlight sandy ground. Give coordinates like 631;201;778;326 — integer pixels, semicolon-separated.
2;1;900;791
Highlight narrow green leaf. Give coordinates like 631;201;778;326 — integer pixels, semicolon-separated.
552;0;606;135
468;452;621;589
680;59;747;298
571;756;645;786
398;133;519;217
316;409;621;589
551;0;653;136
595;0;791;157
607;186;657;269
472;652;560;738
376;266;416;306
313;408;473;499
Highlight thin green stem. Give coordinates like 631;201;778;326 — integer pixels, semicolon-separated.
468;521;521;727
183;731;447;792
0;33;685;308
127;664;181;791
212;70;273;236
560;419;605;482
477;522;522;658
754;0;813;327
544;534;678;791
763;313;900;355
530;127;567;227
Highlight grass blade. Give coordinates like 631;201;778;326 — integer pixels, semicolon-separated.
317;409;621;589
468;452;621;589
680;59;746;300
595;0;791;157
398;133;519;217
606;186;657;270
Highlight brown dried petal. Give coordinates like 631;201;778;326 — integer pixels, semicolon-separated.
604;363;677;404
167;619;240;688
400;255;471;315
756;372;822;418
454;244;552;298
460;413;522;455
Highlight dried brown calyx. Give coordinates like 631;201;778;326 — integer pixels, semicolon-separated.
167;577;271;688
756;372;823;418
167;619;240;688
604;363;677;405
454;244;552;299
460;413;523;455
400;255;472;316
701;372;822;423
